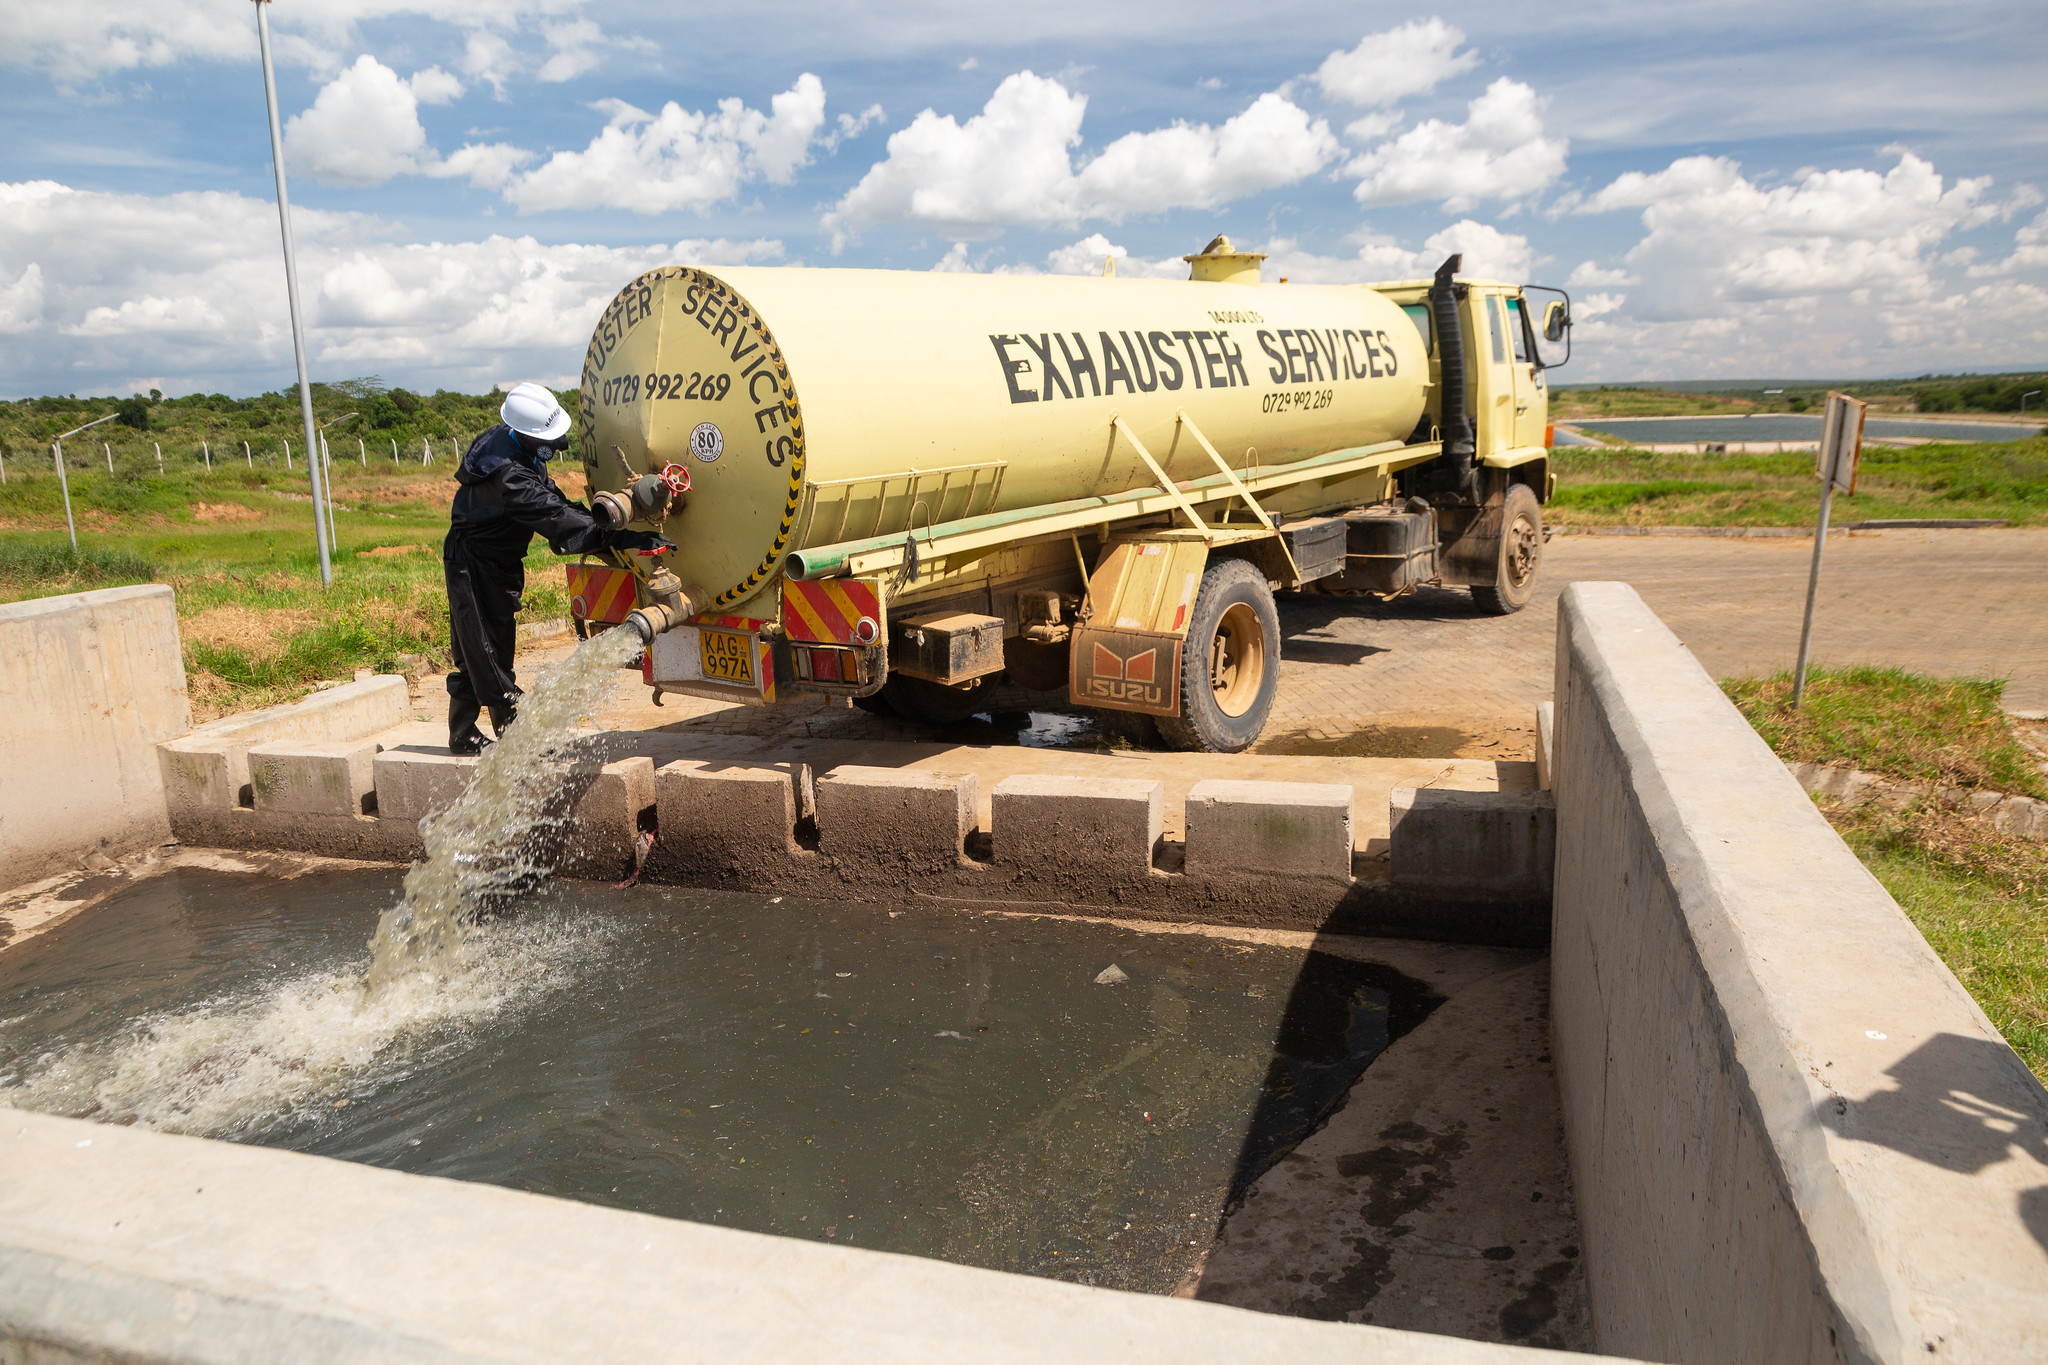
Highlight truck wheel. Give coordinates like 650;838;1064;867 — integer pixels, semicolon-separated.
1470;483;1542;615
882;672;1000;725
1158;558;1280;753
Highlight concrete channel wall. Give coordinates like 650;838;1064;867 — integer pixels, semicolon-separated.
0;1108;1643;1364
1550;582;2048;1365
0;586;189;890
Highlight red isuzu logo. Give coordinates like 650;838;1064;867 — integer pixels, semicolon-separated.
1075;632;1181;715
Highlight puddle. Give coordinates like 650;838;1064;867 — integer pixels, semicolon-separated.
0;868;1441;1294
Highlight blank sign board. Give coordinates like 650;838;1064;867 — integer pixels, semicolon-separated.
1816;391;1867;494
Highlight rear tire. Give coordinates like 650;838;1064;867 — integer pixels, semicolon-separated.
1158;558;1281;753
1470;483;1542;615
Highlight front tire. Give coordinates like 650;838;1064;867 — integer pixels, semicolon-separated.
1158;558;1281;753
1470;482;1543;615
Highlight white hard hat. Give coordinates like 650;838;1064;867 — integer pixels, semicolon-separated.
501;381;571;441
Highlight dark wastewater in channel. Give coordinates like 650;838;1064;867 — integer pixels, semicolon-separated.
0;868;1442;1294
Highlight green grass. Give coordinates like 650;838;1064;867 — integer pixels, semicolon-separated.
1549;436;2048;527
1723;666;2047;799
1724;665;2048;1081
0;456;580;717
1838;810;2048;1082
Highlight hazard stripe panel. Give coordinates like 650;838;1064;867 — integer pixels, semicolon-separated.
566;564;637;625
782;578;882;644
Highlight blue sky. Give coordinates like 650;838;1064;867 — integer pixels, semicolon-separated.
2;0;2043;396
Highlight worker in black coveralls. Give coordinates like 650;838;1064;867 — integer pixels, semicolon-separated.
442;382;670;754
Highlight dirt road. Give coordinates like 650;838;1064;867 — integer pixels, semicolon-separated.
503;526;2045;758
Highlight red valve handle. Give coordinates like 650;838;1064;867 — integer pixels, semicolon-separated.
660;462;692;497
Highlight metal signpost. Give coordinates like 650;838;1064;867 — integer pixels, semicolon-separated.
1791;391;1867;709
253;0;332;589
48;413;120;552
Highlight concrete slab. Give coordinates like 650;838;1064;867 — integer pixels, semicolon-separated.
1390;789;1555;899
650;760;807;881
156;675;410;815
558;757;656;881
815;766;976;874
246;740;377;817
1;586;190;892
371;747;479;823
1184;780;1355;881
990;774;1164;879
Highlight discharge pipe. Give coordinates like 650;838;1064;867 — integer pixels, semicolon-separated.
1428;254;1477;497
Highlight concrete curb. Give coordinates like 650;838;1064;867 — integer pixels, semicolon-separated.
159;729;1558;947
1786;760;2048;842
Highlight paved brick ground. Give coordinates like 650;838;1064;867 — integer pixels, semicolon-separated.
520;526;2046;756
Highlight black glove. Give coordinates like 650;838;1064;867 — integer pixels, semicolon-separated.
608;530;676;554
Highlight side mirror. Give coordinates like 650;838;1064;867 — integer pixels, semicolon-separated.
1542;300;1570;343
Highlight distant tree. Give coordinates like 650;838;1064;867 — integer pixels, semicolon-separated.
388;388;420;416
115;396;151;431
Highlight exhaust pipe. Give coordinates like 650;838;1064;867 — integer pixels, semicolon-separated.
1429;254;1477;497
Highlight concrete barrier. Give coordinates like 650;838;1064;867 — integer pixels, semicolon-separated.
1551;581;2048;1364
0;585;189;891
0;1108;1633;1365
651;760;808;881
159;676;409;818
816;766;977;875
371;746;480;823
1389;788;1554;899
558;756;657;881
1184;780;1354;881
246;740;378;816
990;774;1163;880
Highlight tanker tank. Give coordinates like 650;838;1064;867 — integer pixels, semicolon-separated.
576;263;1429;619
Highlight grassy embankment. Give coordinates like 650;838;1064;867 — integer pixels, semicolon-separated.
0;385;586;718
1724;666;2048;1081
1547;435;2048;528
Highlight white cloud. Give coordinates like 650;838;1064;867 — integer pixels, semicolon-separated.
537;19;601;82
0;261;46;333
286;55;529;190
826;72;1336;244
1966;205;2048;278
1316;18;1478;108
826;104;887;151
504;74;828;214
1557;151;2048;377
1580;151;2001;318
1347;78;1567;211
958;57;978;72
1260;220;1537;286
286;55;435;188
0;178;787;396
1045;234;1186;279
1566;261;1635;287
407;65;464;105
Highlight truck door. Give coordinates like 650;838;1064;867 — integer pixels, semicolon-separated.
1505;294;1548;451
1474;290;1518;456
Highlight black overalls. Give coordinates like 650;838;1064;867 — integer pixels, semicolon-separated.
442;425;610;752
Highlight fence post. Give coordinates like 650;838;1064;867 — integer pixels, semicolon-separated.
154;442;163;473
105;442;114;472
244;441;252;467
285;439;292;470
358;437;366;467
422;438;429;466
202;440;211;471
391;438;399;467
53;443;77;550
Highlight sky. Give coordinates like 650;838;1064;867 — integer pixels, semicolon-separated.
1;0;2044;398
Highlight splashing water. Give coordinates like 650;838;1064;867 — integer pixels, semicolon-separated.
364;624;644;993
1;625;645;1136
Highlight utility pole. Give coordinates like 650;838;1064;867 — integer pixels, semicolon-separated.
1792;392;1866;709
253;0;332;588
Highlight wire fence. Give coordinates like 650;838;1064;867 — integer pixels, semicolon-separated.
0;433;471;486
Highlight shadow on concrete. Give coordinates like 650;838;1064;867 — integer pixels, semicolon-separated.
1280;637;1389;666
1219;942;1443;1211
1829;1032;2048;1175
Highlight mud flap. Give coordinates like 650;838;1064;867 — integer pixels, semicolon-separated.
1069;538;1208;717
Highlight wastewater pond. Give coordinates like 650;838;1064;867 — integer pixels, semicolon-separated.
1570;414;2043;444
0;868;1439;1293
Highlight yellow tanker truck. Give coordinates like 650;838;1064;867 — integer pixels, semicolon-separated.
569;238;1571;752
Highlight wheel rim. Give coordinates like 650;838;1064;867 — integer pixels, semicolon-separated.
1504;512;1540;589
1209;602;1267;718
